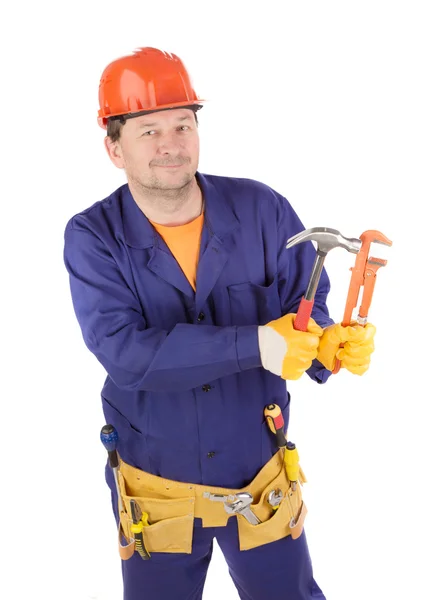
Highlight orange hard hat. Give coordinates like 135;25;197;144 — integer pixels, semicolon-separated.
97;47;204;129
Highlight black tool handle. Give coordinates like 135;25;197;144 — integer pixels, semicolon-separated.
130;500;151;560
100;424;119;468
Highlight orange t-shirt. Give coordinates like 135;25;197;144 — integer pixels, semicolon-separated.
149;212;204;292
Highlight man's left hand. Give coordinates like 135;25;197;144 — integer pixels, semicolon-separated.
317;322;376;375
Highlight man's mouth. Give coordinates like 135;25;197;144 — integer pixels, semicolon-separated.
154;164;183;168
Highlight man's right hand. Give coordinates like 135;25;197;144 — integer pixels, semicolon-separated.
258;313;323;380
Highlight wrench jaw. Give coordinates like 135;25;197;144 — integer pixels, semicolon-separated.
267;488;284;512
223;492;261;526
360;230;393;251
266;488;303;529
342;231;393;327
204;491;262;525
358;257;388;324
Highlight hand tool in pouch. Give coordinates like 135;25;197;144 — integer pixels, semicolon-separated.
267;489;283;511
264;404;306;528
264;403;303;491
129;500;151;560
100;424;124;513
332;229;392;374
286;228;361;331
204;492;261;525
223;492;261;525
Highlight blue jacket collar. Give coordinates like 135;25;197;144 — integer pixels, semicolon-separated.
121;171;239;249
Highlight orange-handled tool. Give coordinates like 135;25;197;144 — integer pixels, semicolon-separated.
333;229;392;373
264;403;288;448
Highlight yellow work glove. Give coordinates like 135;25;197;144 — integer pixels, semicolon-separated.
258;313;323;380
317;322;376;375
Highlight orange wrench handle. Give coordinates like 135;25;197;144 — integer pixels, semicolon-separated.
333;268;361;374
333;354;343;374
358;259;385;321
333;277;373;374
342;281;361;327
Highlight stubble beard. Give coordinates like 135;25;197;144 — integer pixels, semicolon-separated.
128;164;197;211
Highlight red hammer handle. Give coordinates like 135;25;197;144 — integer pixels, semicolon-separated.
293;297;314;332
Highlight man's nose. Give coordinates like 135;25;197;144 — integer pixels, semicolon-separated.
157;131;182;152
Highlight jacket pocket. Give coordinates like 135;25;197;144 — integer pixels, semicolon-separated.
236;459;306;551
102;396;151;472
227;279;281;326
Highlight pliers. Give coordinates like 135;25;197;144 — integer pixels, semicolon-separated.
130;499;151;560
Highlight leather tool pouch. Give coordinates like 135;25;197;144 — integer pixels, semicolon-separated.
236;461;307;551
115;449;307;557
117;471;195;556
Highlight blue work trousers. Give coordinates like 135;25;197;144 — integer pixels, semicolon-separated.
120;516;326;600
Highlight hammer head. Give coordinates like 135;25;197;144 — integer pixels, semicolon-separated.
286;227;361;255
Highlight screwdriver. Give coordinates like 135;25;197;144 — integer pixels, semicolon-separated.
264;404;300;491
100;424;124;513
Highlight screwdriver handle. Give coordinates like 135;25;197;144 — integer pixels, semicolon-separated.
264;404;287;448
100;424;124;513
100;424;120;469
284;441;300;484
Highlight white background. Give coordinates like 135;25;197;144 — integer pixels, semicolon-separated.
2;1;430;599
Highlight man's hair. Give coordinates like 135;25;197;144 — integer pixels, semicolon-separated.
107;106;201;142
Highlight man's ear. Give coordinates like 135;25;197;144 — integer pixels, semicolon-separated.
104;136;124;169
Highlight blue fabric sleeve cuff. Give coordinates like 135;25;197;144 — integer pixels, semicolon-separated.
307;359;332;384
236;326;262;371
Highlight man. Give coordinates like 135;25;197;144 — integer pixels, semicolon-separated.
63;47;375;600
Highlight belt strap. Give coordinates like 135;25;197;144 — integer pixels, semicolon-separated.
118;525;135;560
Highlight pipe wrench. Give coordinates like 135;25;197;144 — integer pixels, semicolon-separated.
333;229;392;373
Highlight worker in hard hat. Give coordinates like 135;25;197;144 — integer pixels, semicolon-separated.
63;47;375;600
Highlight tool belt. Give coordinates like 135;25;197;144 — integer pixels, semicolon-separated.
116;448;307;559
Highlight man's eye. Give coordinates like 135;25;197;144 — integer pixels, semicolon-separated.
142;130;155;136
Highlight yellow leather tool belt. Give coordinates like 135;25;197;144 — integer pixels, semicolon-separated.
116;449;307;559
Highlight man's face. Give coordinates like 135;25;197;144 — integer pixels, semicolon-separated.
106;108;200;192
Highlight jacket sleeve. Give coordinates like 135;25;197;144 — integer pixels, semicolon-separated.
275;194;334;384
63;222;261;392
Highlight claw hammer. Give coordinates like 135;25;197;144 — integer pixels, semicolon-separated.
286;227;362;331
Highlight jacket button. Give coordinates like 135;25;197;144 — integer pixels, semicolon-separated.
197;312;205;322
207;451;215;458
202;384;211;392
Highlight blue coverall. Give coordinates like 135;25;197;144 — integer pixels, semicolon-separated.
64;172;333;599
